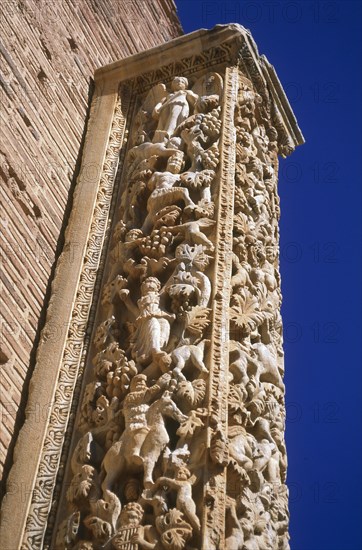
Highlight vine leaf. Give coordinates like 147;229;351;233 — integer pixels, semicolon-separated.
230;290;264;333
176;379;206;408
185;306;211;338
177;410;205;438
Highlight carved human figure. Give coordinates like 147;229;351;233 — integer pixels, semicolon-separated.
122;374;168;461
156;466;200;534
102;378;187;492
142;153;196;233
109;230;143;279
152;77;198;142
112;502;158;550
101;373;169;492
119;277;175;366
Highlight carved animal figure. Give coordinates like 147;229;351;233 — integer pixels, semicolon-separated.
228;428;254;472
127;142;179;176
101;391;187;493
171;340;208;380
167;218;215;251
252;342;284;390
229;342;284;391
141;392;187;487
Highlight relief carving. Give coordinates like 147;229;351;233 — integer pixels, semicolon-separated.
224;74;289;549
50;36;302;550
5;27;303;550
56;72;223;549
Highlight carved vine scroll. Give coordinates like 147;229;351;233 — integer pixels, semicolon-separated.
55;71;226;550
11;25;303;550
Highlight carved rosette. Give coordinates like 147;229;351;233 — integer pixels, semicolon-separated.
14;25;303;550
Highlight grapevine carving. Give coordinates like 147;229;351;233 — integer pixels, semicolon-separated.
57;72;290;550
57;73;223;549
16;27;302;550
224;74;290;550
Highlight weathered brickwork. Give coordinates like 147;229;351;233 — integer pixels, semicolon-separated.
0;0;182;487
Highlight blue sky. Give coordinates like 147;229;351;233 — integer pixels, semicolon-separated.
175;1;362;549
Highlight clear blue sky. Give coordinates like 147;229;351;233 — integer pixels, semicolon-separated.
175;1;362;549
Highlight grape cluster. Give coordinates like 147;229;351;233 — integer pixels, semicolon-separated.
200;108;221;140
139;229;173;258
201;143;219;170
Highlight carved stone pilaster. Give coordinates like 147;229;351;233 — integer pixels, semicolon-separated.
201;66;238;550
0;24;303;550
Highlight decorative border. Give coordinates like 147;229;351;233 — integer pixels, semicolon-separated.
132;43;235;92
201;66;239;550
45;84;136;548
21;92;131;549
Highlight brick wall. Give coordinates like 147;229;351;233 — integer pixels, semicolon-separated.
0;0;182;489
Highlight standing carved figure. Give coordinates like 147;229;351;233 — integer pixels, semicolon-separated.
120;277;175;366
156;466;200;533
152;77;198;143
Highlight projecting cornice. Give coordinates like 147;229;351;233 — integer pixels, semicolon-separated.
95;24;304;156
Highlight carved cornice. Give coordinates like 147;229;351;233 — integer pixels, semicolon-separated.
95;25;304;154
